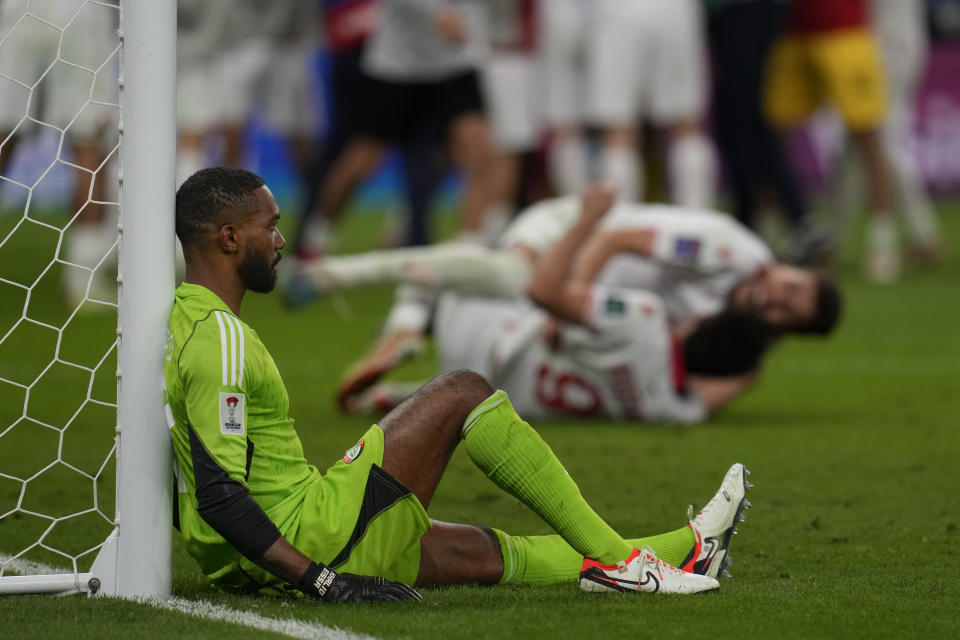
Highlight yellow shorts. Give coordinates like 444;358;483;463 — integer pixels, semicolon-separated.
764;28;887;132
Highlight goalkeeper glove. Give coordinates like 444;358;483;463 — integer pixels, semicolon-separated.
296;561;423;603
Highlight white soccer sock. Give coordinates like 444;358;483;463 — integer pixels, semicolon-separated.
311;244;533;298
599;145;639;202
868;214;898;251
549;135;589;196
63;220;114;301
300;215;331;256
864;213;901;283
668;133;716;208
382;285;436;335
884;133;941;247
479;202;513;247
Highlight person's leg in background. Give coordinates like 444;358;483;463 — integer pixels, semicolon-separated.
709;0;820;262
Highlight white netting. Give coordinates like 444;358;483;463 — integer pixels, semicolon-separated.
0;0;121;581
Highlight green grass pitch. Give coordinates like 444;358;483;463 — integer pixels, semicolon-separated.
1;202;959;639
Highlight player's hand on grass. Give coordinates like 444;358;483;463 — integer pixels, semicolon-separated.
297;562;423;603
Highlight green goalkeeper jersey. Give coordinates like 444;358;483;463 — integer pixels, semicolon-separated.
163;283;320;586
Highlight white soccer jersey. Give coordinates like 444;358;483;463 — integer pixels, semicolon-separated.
498;197;773;325
435;289;707;423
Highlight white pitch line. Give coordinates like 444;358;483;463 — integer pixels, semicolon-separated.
0;554;73;577
142;596;378;640
1;554;376;640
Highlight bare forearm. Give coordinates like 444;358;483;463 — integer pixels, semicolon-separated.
527;187;616;324
254;536;314;585
529;217;596;297
687;372;759;412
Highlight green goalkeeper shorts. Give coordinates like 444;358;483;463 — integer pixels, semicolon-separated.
293;423;431;586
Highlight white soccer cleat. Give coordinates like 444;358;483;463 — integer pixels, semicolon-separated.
864;245;901;284
863;220;901;284
681;463;753;579
579;546;719;595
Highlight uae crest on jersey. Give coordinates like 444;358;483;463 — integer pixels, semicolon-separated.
343;439;365;464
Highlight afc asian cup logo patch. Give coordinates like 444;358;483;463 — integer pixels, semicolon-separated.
219;392;246;435
343;439;365;464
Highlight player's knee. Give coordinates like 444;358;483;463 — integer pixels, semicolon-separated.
433;369;495;406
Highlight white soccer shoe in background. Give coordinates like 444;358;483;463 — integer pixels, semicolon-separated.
681;462;753;579
579;546;719;595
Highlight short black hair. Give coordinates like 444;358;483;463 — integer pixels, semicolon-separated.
175;167;265;249
796;272;842;335
683;310;773;377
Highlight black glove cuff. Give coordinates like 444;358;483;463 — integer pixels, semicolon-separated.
295;561;337;599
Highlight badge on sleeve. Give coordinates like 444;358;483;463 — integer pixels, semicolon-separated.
674;237;701;262
605;296;626;315
219;392;246;435
343;439;365;464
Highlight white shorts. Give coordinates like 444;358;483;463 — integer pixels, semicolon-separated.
260;44;317;135
538;0;590;126
586;0;706;126
482;52;542;151
214;39;316;135
0;0;119;139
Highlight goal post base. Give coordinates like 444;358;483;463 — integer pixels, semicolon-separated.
0;573;96;596
0;528;118;596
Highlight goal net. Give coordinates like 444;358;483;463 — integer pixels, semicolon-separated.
0;0;175;597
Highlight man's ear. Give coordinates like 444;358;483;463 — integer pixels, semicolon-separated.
218;224;240;254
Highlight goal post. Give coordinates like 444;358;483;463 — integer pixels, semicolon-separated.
110;0;177;598
0;0;176;598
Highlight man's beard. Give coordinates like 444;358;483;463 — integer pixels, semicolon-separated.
238;246;279;293
727;274;761;319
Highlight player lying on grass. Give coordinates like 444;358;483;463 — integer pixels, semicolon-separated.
341;188;771;423
284;189;841;398
164;168;752;603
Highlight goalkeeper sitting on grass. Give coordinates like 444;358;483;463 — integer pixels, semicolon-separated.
163;168;752;602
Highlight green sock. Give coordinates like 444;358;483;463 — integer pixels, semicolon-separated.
493;526;696;585
462;391;632;564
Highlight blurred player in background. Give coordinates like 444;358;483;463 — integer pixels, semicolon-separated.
308;0;501;250
294;0;446;255
538;0;589;196
167;167;744;600
705;0;826;264
0;0;119;307
587;0;716;206
215;0;319;173
764;0;898;282
538;0;716;205
176;0;230;186
479;0;542;239
833;0;944;265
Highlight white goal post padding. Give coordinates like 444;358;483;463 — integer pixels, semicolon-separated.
0;0;175;597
